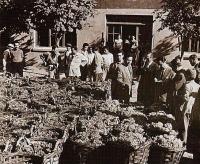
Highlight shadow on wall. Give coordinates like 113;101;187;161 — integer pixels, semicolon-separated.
90;36;102;47
152;35;179;58
12;33;34;54
89;35;104;53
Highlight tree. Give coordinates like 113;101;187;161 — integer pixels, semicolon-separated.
0;0;34;35
0;0;96;46
155;0;200;58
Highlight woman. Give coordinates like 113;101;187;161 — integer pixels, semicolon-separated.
67;47;88;78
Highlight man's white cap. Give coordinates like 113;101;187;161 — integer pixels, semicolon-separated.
7;44;14;48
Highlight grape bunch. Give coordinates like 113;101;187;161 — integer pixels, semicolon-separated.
154;134;184;150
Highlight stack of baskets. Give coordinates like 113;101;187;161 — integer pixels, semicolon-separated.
148;145;185;164
128;139;152;164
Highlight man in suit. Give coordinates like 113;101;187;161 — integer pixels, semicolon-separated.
107;51;132;103
137;53;159;106
124;56;134;99
154;56;175;103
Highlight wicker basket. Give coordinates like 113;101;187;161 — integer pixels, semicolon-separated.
148;145;185;164
105;139;152;164
73;142;95;164
43;151;61;164
0;153;35;164
128;139;152;164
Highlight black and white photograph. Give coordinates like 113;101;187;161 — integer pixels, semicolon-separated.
0;0;200;163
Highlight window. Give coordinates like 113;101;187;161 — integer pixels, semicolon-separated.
183;38;200;53
107;24;122;43
35;28;77;47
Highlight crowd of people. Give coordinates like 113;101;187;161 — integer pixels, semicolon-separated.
2;37;200;162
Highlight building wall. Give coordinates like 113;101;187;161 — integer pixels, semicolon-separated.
77;9;179;56
95;0;161;9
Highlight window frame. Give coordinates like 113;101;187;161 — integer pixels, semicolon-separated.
31;29;76;52
183;37;200;53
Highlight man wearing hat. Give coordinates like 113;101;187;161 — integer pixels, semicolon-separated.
2;43;14;74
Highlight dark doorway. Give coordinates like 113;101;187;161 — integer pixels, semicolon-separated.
106;15;153;53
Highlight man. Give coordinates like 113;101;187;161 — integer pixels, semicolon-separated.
10;42;24;77
57;43;71;79
175;69;200;144
65;43;72;62
170;56;184;73
87;46;95;81
124;56;134;100
189;54;200;84
45;45;59;79
67;47;88;78
167;72;186;116
129;35;139;66
101;46;113;81
107;51;131;103
92;47;103;82
137;52;159;106
80;43;89;81
154;56;175;103
2;43;14;74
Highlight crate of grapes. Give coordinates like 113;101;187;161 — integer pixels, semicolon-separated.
148;134;185;164
0;152;35;164
128;139;152;164
148;145;185;164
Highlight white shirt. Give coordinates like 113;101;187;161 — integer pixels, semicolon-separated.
65;50;72;57
87;53;95;65
68;53;88;77
114;39;123;48
184;80;200;114
102;53;113;67
80;50;89;65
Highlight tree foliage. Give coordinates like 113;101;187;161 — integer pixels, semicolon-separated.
155;0;200;57
156;0;200;38
0;0;96;45
0;0;34;34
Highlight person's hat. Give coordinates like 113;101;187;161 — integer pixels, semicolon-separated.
83;43;89;47
66;43;72;47
7;44;14;48
186;69;196;80
174;73;186;90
